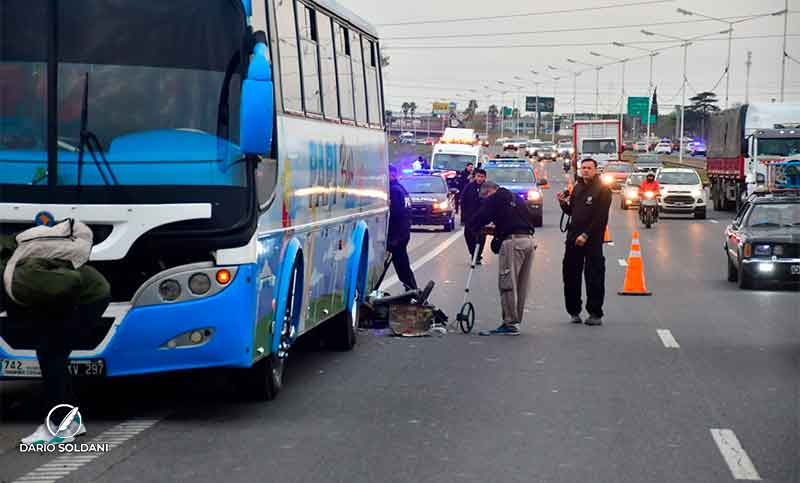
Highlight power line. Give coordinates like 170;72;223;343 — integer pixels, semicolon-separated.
383;33;800;50
376;0;674;27
382;12;794;41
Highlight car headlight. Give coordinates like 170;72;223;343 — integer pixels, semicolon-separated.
625;189;639;199
601;173;614;185
527;190;541;201
433;200;449;210
753;244;772;256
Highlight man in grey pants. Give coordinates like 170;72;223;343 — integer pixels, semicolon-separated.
466;181;537;335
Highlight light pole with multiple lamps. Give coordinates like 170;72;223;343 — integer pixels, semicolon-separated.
567;58;602;120
676;7;788;108
590;51;629;131
613;42;659;148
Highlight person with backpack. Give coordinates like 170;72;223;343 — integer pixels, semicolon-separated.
1;218;110;444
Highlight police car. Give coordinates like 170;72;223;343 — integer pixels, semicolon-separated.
483;160;544;227
398;171;456;231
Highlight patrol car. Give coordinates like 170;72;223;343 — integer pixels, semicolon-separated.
483;160;544;227
398;171;456;231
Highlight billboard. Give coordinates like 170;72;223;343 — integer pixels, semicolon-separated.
432;102;449;115
525;96;555;113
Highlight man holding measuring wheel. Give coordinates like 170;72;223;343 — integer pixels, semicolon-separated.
466;181;537;336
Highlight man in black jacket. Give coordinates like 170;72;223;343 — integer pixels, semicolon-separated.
387;165;417;290
557;158;612;326
459;168;487;264
453;162;474;214
467;181;537;336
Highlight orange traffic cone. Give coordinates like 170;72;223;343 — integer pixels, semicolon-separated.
618;231;652;296
603;225;612;243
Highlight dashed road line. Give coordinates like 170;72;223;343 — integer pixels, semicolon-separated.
12;418;162;483
708;219;720;224
618;259;628;267
656;329;680;348
710;428;761;480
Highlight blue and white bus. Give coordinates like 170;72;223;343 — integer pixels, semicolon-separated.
0;0;389;399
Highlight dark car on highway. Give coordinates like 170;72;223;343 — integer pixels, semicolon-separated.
724;191;800;289
399;173;456;231
483;161;544;226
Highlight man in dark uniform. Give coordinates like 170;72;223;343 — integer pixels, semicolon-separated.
459;168;487;264
467;181;537;336
557;158;612;326
453;162;474;214
387;165;417;290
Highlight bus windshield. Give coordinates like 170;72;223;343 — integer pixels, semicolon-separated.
432;153;476;171
0;0;247;191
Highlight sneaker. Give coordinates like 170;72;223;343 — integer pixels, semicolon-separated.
479;324;520;336
585;315;603;326
570;314;583;324
21;424;52;445
475;258;483;265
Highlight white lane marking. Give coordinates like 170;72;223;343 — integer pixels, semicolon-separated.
11;417;164;483
618;259;628;267
657;329;680;348
709;219;720;224
381;229;465;290
710;429;762;480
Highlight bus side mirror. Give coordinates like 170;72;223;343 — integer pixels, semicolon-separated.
240;42;274;156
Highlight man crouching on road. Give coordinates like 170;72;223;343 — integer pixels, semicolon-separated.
466;181;537;336
557;158;612;326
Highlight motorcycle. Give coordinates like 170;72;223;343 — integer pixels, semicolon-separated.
563;158;571;174
639;191;658;228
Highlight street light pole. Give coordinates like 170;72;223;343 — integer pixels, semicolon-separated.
745;51;752;104
552;77;559;144
679;42;689;164
780;0;788;102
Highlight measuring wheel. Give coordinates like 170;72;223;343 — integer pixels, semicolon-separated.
456;301;475;333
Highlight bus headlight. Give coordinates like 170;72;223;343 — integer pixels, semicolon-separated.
189;273;212;295
159;279;182;301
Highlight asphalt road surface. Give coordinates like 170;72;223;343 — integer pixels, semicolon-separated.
1;172;797;483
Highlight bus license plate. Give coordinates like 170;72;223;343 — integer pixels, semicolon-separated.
1;359;106;377
791;265;800;275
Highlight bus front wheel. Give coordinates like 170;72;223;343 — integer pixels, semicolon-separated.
240;261;300;401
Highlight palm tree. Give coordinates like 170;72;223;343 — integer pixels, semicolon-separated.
409;102;417;117
401;102;410;119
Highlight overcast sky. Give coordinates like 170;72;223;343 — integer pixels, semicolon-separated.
337;0;798;115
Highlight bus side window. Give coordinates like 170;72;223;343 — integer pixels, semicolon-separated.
297;3;321;114
363;39;381;127
317;12;339;120
350;31;367;125
335;23;354;120
274;0;302;113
